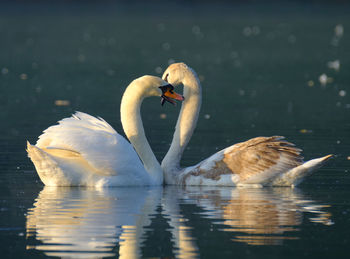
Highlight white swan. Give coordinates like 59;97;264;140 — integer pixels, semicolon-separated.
161;63;333;187
27;75;184;187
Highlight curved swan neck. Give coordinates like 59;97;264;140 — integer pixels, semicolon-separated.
162;68;202;173
121;78;162;183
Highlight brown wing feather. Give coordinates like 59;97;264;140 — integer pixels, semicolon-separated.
223;136;303;181
183;136;304;184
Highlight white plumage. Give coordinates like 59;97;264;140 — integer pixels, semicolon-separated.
27;76;182;187
28;112;149;187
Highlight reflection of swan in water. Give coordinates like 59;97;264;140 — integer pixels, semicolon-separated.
26;186;334;257
162;186;333;247
162;187;199;259
26;186;162;258
179;186;333;246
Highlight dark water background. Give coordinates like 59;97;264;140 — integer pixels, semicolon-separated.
0;1;349;258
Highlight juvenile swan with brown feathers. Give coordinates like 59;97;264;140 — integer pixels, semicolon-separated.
161;63;332;187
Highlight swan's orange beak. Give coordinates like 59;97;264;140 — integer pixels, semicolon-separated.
159;84;184;106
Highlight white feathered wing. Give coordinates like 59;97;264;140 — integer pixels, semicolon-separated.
27;112;150;187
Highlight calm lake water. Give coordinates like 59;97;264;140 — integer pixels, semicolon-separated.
0;2;349;258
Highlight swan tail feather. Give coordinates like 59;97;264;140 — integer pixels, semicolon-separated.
27;141;71;186
271;154;334;187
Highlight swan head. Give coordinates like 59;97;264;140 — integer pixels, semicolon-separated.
132;75;184;105
162;62;196;86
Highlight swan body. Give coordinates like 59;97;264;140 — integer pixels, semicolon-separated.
161;63;333;187
27;76;183;187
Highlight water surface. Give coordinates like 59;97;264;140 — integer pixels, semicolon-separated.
24;186;342;258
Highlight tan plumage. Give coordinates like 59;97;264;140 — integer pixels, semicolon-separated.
223;136;303;181
180;136;304;185
161;63;333;187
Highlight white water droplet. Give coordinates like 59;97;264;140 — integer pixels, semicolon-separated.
339;90;346;97
335;24;344;38
319;73;328;86
327;60;340;71
20;73;28;80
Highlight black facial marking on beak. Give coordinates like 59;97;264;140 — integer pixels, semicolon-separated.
159;84;184;106
159;84;176;106
159;84;174;94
